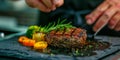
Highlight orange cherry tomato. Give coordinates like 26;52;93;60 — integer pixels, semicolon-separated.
18;36;28;43
22;39;30;46
28;39;36;46
22;39;36;47
18;36;36;47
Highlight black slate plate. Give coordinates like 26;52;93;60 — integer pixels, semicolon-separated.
0;35;119;60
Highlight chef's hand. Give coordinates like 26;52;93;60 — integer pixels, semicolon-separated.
25;0;64;12
86;0;120;32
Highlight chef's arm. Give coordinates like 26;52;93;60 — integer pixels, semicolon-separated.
25;0;64;12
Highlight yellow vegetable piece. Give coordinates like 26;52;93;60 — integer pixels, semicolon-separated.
34;41;48;50
32;33;45;42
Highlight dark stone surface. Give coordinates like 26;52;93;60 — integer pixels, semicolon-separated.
0;35;119;60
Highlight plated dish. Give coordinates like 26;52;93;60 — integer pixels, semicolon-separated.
18;20;110;56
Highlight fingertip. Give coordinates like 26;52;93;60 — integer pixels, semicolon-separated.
108;26;114;29
39;8;51;13
51;5;56;11
108;20;115;29
85;15;94;25
56;1;64;7
45;9;51;12
108;24;115;30
52;7;56;11
53;0;64;7
26;0;36;8
86;19;93;25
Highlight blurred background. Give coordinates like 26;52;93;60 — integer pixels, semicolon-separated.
0;0;39;38
0;0;119;38
0;0;40;36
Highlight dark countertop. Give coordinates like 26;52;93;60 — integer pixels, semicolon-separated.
0;35;119;60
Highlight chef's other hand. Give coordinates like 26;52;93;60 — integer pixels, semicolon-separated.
86;0;120;32
26;0;64;12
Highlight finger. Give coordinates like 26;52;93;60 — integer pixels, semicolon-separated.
49;0;64;11
93;6;118;32
53;0;64;7
25;0;35;8
51;5;56;11
33;0;51;12
86;1;110;25
108;12;120;29
47;0;56;11
107;0;120;5
114;20;120;31
42;0;53;8
106;0;116;6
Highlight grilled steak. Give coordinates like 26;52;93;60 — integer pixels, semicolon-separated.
45;28;87;48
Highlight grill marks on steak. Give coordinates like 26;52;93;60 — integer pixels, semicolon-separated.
45;28;87;48
50;28;76;37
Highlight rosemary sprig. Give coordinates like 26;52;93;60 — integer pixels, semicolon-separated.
26;19;75;38
46;19;74;33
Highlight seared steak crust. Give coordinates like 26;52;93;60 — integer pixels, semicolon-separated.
45;28;87;48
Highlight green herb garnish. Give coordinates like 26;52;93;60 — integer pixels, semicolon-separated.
26;19;75;38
